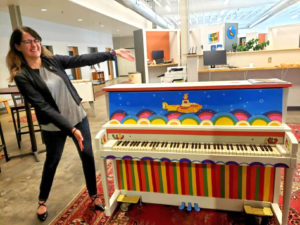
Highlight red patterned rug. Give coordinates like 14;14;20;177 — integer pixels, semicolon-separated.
50;163;300;225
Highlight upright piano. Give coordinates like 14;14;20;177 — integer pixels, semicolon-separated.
95;79;298;225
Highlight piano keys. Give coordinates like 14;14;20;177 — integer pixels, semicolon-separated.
95;80;297;225
109;140;280;155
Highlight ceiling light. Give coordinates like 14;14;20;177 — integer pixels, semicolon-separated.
100;24;104;28
77;18;83;22
291;14;299;19
41;8;47;12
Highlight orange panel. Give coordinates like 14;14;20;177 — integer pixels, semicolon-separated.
146;31;170;61
258;33;266;44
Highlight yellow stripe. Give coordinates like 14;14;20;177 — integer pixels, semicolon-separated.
242;166;247;200
263;166;271;201
146;161;154;192
207;164;212;197
176;163;182;194
191;164;197;196
121;160;127;190
161;162;168;193
133;161;140;191
225;165;230;198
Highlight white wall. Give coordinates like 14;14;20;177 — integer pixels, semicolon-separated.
268;24;300;49
0;11;115;89
169;31;180;63
189;24;225;53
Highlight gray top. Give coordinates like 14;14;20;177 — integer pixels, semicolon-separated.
39;67;86;131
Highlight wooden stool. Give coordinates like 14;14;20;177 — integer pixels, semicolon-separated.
0;98;11;115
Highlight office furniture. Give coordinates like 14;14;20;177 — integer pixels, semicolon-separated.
0;86;45;162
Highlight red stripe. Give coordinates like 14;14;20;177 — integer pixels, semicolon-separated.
269;167;275;202
137;161;146;192
229;165;234;198
116;160;122;190
212;164;221;198
125;160;132;190
166;162;173;194
249;166;257;200
184;163;190;195
179;163;186;195
106;129;285;137
103;83;291;92
198;164;205;196
232;165;239;199
246;166;252;200
259;166;265;201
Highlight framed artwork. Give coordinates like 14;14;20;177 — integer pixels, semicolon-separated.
208;32;219;43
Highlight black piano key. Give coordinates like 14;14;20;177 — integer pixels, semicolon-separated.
267;145;273;152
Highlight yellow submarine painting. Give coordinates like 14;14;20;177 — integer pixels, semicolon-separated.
162;93;202;113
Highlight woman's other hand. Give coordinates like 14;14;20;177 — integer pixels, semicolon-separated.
72;128;84;151
115;48;135;62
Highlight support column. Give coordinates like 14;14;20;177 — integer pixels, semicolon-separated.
8;4;22;30
179;0;189;66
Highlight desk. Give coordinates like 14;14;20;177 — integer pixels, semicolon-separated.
198;66;299;81
147;62;178;83
0;87;45;162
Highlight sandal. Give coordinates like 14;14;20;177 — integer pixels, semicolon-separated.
37;201;48;221
91;194;105;211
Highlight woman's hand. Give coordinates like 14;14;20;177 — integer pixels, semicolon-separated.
115;48;135;62
72;128;84;151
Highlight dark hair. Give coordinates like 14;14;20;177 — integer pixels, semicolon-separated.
6;26;52;82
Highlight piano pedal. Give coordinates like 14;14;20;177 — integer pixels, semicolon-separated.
194;203;200;212
178;202;185;210
187;202;192;212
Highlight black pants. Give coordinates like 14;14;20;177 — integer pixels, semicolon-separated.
38;117;97;201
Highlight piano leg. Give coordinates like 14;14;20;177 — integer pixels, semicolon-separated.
282;167;295;225
100;158;110;214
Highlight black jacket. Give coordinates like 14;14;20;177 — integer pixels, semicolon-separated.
14;52;114;135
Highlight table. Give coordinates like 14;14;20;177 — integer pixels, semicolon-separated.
71;80;95;116
147;62;179;83
0;86;45;162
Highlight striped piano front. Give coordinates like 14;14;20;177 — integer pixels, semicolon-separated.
116;160;275;202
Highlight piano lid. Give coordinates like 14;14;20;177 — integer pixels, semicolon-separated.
103;79;291;92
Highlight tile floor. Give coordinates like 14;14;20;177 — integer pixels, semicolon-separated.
0;77;299;225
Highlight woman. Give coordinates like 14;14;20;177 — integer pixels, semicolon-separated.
6;26;134;221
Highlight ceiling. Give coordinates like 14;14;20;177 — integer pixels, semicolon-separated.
151;0;300;30
0;0;138;37
1;0;300;37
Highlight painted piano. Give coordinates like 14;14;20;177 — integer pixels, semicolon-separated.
95;79;298;225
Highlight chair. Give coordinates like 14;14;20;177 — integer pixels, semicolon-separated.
0;98;11;115
8;84;41;149
0;122;9;166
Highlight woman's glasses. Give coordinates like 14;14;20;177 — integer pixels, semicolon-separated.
21;39;41;45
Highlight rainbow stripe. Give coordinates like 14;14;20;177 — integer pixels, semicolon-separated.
116;160;275;201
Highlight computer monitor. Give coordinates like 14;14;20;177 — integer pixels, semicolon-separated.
152;50;164;64
203;50;227;68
